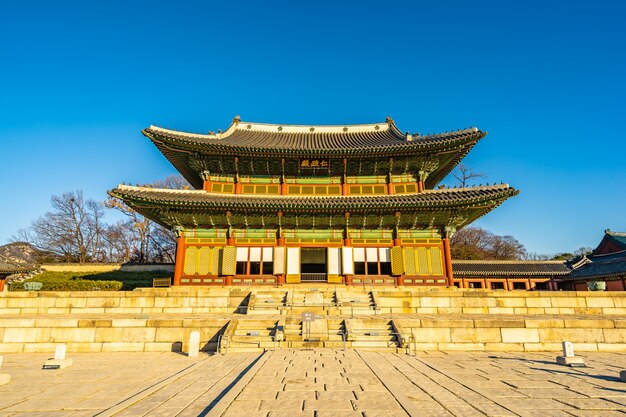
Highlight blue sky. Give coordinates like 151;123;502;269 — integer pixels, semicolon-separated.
0;1;624;255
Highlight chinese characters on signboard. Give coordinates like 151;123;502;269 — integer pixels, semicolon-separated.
299;159;329;169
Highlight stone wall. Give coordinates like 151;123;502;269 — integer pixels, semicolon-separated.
375;289;626;315
394;316;626;352
0;288;249;315
0;317;228;353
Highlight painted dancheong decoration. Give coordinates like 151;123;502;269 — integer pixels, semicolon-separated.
109;116;518;286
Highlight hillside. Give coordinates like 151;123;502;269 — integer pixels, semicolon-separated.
0;242;59;267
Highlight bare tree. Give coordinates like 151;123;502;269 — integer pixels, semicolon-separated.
450;226;527;260
523;252;552;261
105;175;189;263
14;191;106;263
452;164;486;188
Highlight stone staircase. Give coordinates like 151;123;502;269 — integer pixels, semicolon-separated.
351;319;401;351
220;319;280;353
247;287;380;316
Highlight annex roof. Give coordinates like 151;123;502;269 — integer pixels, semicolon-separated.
593;230;626;255
452;260;570;277
566;250;626;281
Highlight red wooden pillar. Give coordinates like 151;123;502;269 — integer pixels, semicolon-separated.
173;236;185;286
343;224;353;285
277;229;286;285
442;237;454;287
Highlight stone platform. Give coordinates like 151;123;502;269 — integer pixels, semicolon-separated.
1;350;626;416
1;287;626;353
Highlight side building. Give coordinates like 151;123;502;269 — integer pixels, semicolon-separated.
554;230;626;291
110;116;518;286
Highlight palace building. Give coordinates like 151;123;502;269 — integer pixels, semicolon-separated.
110;116;518;287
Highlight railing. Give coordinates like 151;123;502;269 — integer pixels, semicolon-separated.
218;330;417;354
300;273;328;282
217;334;229;355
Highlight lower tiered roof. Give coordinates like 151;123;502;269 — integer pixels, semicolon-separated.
109;184;519;231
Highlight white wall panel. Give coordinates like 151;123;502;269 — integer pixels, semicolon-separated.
236;247;248;261
379;247;390;262
273;247;285;275
353;247;365;262
328;247;341;275
249;247;262;262
366;247;378;261
342;247;354;275
286;247;300;275
262;247;273;261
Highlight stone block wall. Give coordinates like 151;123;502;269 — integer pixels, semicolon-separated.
0;317;228;353
394;316;626;352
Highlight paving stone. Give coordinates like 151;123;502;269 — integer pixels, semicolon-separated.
259;397;304;411
502;380;563;389
557;397;626;410
564;411;626;417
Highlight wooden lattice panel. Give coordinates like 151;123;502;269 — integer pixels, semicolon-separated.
390;247;404;276
404;247;416;275
211;247;221;275
429;247;444;275
197;247;212;275
221;246;237;275
416;247;429;275
184;246;198;275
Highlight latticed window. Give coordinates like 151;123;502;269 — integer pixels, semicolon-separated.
490;282;505;290
353;248;392;275
236;247;274;275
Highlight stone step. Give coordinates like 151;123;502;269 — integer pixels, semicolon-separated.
233;330;273;337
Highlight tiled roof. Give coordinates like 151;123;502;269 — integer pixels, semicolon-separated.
452;260;570;277
109;184;518;211
141;117;487;190
109;184;518;230
143;118;485;154
603;230;626;249
566;251;626;280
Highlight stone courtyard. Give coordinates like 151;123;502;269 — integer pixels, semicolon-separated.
0;349;625;416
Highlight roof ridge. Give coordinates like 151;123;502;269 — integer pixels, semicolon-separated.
452;260;567;264
116;184;207;194
114;184;516;199
589;249;626;258
606;229;626;237
413;127;479;139
146;122;484;143
424;184;512;192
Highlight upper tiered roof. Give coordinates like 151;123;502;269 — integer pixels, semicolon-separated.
143;116;486;189
144;116;484;153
